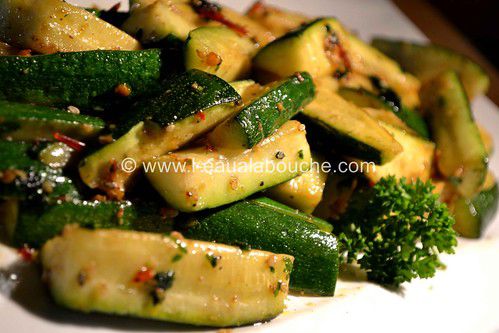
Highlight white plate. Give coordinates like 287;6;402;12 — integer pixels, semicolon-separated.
1;1;499;332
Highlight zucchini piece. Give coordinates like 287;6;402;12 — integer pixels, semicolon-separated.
478;125;494;155
422;71;488;198
372;39;489;99
208;72;315;148
338;87;429;138
362;107;415;134
346;35;420;108
253;18;349;80
0;0;140;53
41;226;293;327
267;155;327;214
451;173;498;238
246;1;309;37
0;101;105;141
254;18;420;107
11;200;171;248
123;0;201;42
0;49;165;108
185;26;257;81
216;6;275;47
355;122;435;184
0;141;78;203
146;120;311;212
79;70;240;195
182;197;338;295
297;79;402;164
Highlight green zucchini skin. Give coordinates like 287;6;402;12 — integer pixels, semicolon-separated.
0;100;105;140
422;71;487;198
0;49;167;108
117;69;241;133
13;200;171;248
453;184;498;238
371;39;489;99
0;141;78;202
181;197;338;296
296;113;384;164
338;87;429;138
236;72;315;147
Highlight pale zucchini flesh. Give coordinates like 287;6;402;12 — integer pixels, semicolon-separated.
41;227;293;327
0;0;140;53
146;120;312;212
356;122;435;184
246;1;309;38
122;0;201;42
346;35;421;108
267;155;328;213
185;26;258;81
300;80;402;165
79;103;238;193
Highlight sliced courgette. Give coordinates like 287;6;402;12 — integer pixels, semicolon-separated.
123;0;201;42
0;101;105;141
146;120;312;212
185;26;257;81
451;173;498;238
355;122;435;184
267;154;328;214
253;18;349;80
422;71;488;198
0;0;140;53
79;70;241;195
347;35;420;108
372;39;490;99
338;87;429;138
182;197;338;295
41;226;293;327
0;49;166;108
11;200;171;248
297;79;402;164
246;1;309;37
0;141;78;203
253;18;420;107
208;72;315;148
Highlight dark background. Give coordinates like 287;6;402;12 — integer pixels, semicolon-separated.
428;0;498;68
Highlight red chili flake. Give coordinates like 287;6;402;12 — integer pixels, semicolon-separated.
294;72;304;82
205;142;216;152
195;111;206;121
133;267;154;283
114;83;132;97
18;49;32;57
205;52;222;67
337;43;351;71
248;1;265;15
53;132;85;151
116;207;124;219
192;0;248;36
160;207;179;219
18;245;36;262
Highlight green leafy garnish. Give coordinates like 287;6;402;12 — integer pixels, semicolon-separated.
335;176;457;286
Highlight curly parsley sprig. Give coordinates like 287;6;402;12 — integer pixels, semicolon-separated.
335;176;457;286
